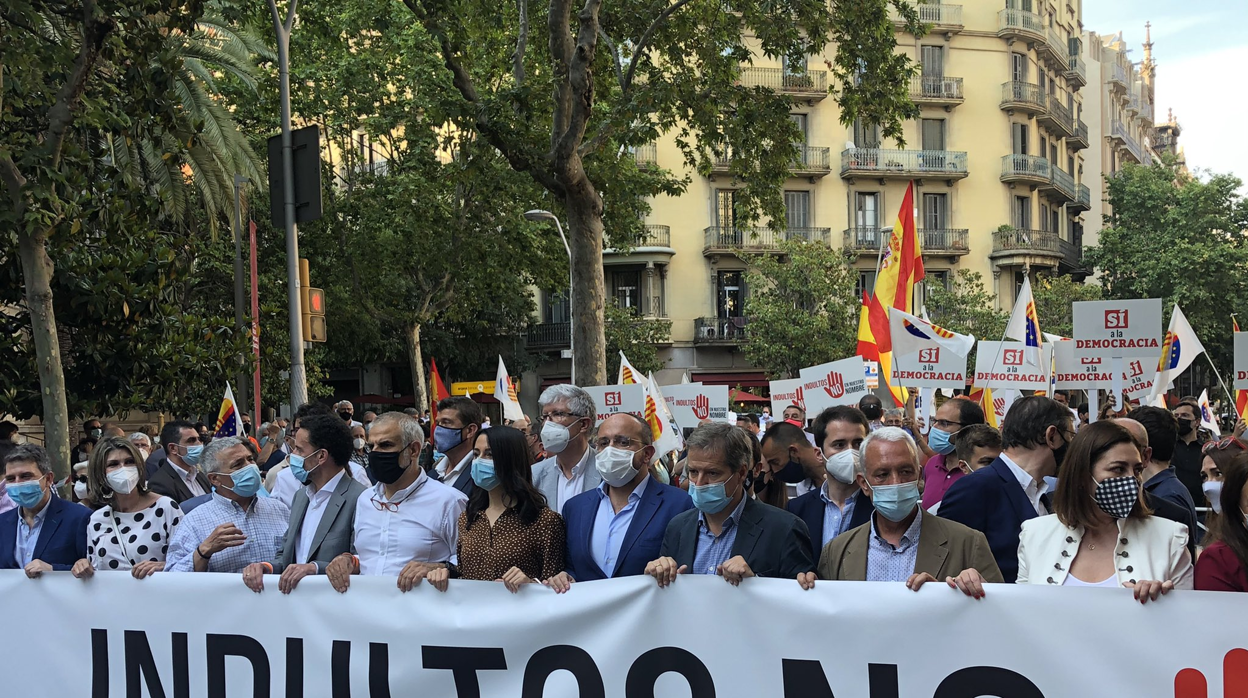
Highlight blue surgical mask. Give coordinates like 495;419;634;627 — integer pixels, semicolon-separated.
225;464;263;498
434;425;466;453
289;451;322;484
7;480;45;509
471;458;499;491
182;444;204;467
870;481;921;522
928;428;956;456
690;477;740;514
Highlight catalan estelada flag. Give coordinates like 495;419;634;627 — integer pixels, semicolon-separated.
1004;276;1042;367
213;383;240;438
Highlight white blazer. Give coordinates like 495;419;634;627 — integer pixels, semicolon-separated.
1017;514;1193;588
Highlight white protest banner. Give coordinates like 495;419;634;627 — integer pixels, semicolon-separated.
973;341;1049;390
1072;298;1163;360
581;384;645;425
1052;339;1116;390
768;378;806;417
798;356;869;414
1235;332;1248;389
1122;356;1157;400
661;383;731;427
4;573;1247;697
892;345;968;388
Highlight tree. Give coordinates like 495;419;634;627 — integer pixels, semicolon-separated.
605;303;671;379
741;240;858;379
402;0;926;385
1084;159;1248;376
1032;273;1101;338
925;270;1007;341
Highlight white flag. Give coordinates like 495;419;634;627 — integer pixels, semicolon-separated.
1199;390;1221;437
1004;277;1043;367
493;356;525;422
1147;305;1207;403
648;372;684;458
889;307;975;360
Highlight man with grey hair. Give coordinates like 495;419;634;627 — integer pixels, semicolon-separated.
128;432;153;462
532;384;601;513
0;444;91;577
645;423;813;586
796;427;1001;596
165;436;290;573
336;400;362;428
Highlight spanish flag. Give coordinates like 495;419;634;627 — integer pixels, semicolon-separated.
1235;317;1248;421
428;358;450;440
857;181;924;406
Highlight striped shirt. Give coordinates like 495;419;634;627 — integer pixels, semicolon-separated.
165;493;290;573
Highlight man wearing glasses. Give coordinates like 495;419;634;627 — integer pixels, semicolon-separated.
917;397;986;511
531;385;600;514
322;412;467;593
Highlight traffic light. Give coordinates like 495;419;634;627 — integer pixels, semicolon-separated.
299;258;327;343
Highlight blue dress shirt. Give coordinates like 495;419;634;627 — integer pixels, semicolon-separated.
590;476;650;578
692;494;747;575
866;509;923;582
16;502;49;567
820;482;857;547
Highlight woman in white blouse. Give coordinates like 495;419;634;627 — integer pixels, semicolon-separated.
71;437;182;579
1017;420;1191;602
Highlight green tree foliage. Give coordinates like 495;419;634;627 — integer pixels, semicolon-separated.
741;240;858;379
605;303;671;380
1032;274;1102;338
925;270;1008;341
1085;159;1248;374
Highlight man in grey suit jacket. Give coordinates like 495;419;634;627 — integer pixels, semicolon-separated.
531;384;601;513
646;422;814;586
242;414;367;593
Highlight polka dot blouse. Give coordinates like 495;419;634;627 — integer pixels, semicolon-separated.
455;507;566;582
87;496;183;571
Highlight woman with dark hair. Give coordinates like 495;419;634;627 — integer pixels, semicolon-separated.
426;425;565;592
1198;437;1246;542
1195;453;1248;591
71;437;183;579
1017;421;1191;602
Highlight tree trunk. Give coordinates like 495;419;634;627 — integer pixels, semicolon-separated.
565;183;607;386
406;322;428;414
17;229;72;479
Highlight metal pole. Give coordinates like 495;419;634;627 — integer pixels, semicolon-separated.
552;218;574;386
268;0;307;409
232;174;251;419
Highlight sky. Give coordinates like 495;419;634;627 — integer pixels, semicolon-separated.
1082;0;1248;185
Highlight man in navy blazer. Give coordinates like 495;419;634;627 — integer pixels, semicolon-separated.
939;396;1073;583
0;445;90;577
546;413;693;591
775;407;875;561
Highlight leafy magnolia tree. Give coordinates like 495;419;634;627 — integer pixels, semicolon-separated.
741;240;858;378
1085;159;1248;373
1033;273;1101;338
402;0;926;384
605;303;671;379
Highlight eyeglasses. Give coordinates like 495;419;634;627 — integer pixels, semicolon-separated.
1203;437;1248;455
541;410;584;422
371;497;401;513
931;419;964;430
593;435;641;450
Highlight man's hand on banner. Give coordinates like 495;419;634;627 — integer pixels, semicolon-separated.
796;571;817;591
326;553;359;593
906;569;988;598
644;556;687;587
499;566;534;593
543;571;575;594
71;558;93;579
278;563;316;594
132;561;164;580
717;556;755;586
242;562;267;592
398;561;442;592
1125;578;1175;605
23;560;51;579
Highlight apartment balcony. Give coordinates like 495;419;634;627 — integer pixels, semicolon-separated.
604;225;675;260
1000;154;1051;187
1000;81;1046;116
1066;55;1087;89
892;3;963;35
694;317;749;345
911;76;964;108
990;229;1064;268
843;227;884;255
1068;119;1089;151
527;322;570;349
1041;166;1077;203
739;67;828;102
703;226;831;257
839;148;968;183
1108;64;1128;93
1070;183;1092;212
1058;239;1089;277
632;143;657;167
997;8;1044;45
1040;28;1070;71
1038;95;1074;138
920;228;971;257
712;145;831;178
1128;92;1141;115
1111;120;1145;163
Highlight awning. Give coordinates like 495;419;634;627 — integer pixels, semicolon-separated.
730;388;770;404
691;372;769;389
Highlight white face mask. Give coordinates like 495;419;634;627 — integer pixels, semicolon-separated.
595;446;641;487
105;466;140;495
353;437;367;451
139;448;150;462
73;481;89;500
1203;480;1224;514
824;449;860;485
541;420;575;454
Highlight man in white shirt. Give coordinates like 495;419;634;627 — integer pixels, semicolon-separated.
271;404;372;508
431;396;483;496
335;400;363;428
531;384;601;514
325;412;467;593
148;420;209;504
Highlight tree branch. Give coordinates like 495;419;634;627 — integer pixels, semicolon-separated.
41;0;112;169
554;0;603;162
548;0;574;155
513;0;529;90
622;0;697;94
598;27;624;90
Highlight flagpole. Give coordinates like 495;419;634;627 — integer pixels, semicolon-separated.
1204;353;1236;410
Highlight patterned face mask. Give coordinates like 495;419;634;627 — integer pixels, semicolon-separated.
1091;475;1139;520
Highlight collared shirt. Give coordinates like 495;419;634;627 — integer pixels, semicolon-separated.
165;492;291;573
175;462;206;498
0;484;15;516
590;475;651;577
436;451;474;489
554;447;595;514
15;500;50;567
920;453;966;510
353;469;467;576
1000;452;1049;516
295;470;345;565
272;461;370;510
819;481;857;547
692;494;747;575
866;509;923;582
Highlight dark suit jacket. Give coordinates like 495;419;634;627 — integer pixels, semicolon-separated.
938;457;1041;583
272;471;367;574
660;497;814;578
787;488;874;563
1144;491;1197;558
0;496;90;570
563;477;693;581
816;511;1003;582
147;460;211;505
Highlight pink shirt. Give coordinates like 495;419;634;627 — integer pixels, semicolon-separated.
920;453;965;510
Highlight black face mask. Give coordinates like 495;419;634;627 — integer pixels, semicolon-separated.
774;459;806;484
368;449;408;485
1177;418;1195;436
1052;434;1070;472
340;411;353;422
752;471;772;495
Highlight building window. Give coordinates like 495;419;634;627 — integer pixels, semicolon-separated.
921;119;946;151
1012;123;1029;155
1040;204;1050;231
856;192;880;230
921;46;944;78
1051;208;1060;237
1040;136;1048;160
1050;142;1058;164
856;271;877;299
922;193;948;231
785;190;811;229
717;271;744;319
1011;53;1028;83
1013;195;1031;229
853;119;880;149
544;290;570;324
610;268;643;314
922;271;950;307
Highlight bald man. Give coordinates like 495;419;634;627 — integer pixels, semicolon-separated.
1113;418;1198;558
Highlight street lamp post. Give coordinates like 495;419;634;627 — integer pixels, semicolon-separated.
524;210;574;386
